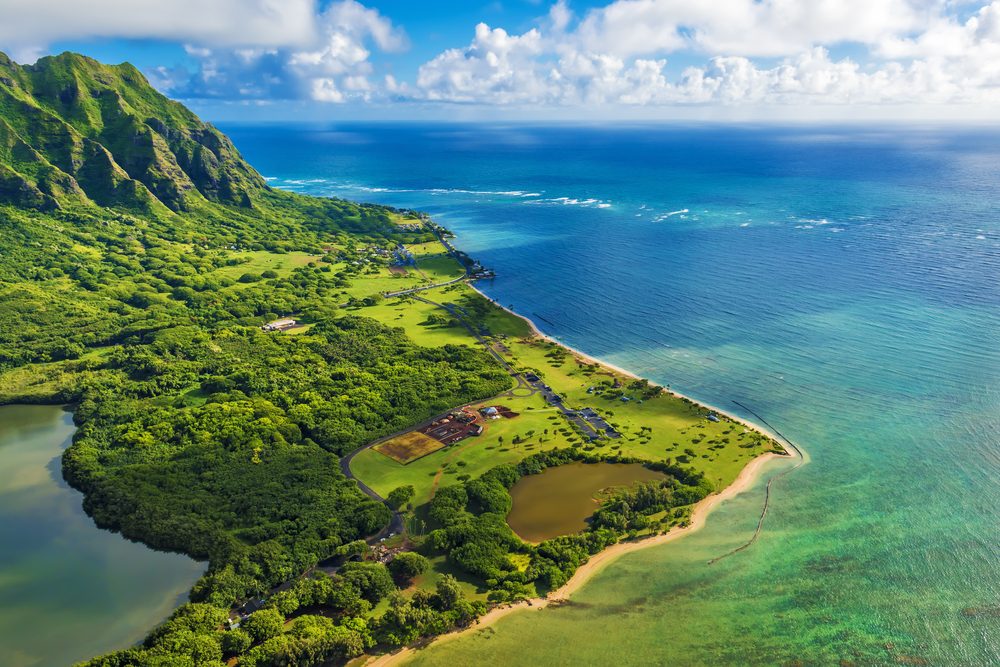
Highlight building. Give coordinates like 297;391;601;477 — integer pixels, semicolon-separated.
262;318;297;332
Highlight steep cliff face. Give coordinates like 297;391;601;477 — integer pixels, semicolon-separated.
0;51;266;212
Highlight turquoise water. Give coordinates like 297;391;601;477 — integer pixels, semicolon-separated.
227;124;1000;664
0;405;204;667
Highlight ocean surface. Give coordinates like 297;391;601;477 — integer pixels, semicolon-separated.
225;123;1000;665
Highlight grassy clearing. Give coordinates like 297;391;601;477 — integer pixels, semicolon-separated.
351;392;579;508
374;432;445;464
349;297;473;348
282;323;316;335
210;250;318;281
408;555;487;602
414;255;465;282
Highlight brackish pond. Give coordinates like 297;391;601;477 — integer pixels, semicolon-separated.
506;462;667;542
0;405;204;667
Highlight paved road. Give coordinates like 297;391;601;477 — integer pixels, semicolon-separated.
527;378;602;440
383;273;467;298
383;226;476;298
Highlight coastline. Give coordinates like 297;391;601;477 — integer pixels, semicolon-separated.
365;283;802;667
467;283;795;452
368;450;787;667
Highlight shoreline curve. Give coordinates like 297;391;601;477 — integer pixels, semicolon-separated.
366;284;804;667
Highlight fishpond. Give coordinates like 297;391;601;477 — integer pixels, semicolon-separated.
506;462;667;543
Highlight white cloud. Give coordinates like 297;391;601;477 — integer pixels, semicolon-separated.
0;0;316;61
416;23;548;103
154;0;404;103
407;0;1000;111
573;0;938;58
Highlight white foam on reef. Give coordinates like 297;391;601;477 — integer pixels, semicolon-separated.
651;208;689;222
523;196;611;209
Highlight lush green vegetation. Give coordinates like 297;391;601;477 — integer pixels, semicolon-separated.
421;448;713;600
0;50;783;666
0;50;515;666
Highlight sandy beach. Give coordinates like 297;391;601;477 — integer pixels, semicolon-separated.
468;284;795;450
365;284;803;667
367;448;788;667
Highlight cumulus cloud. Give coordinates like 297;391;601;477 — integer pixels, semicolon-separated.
153;0;405;103
407;0;1000;110
7;0;1000;113
0;0;316;62
573;0;936;58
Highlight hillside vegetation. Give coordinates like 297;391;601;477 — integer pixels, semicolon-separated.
0;51;512;665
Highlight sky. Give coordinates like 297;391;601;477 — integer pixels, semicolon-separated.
2;0;1000;121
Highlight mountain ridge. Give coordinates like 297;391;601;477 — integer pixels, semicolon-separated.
0;51;265;212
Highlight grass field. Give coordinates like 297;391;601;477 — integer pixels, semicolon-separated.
354;296;475;348
374;432;445;464
352;275;777;512
210;250;318;281
350;392;581;508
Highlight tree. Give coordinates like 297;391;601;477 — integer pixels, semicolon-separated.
340;562;395;603
434;574;462;610
221;628;252;657
387;485;415;510
388;552;429;582
242;607;284;644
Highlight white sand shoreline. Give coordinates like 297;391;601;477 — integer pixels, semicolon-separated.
364;284;803;667
468;283;791;447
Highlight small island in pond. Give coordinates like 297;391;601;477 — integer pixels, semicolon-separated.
0;51;792;666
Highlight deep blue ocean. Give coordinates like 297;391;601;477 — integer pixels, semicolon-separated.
224;123;999;665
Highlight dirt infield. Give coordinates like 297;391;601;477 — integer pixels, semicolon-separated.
373;432;445;464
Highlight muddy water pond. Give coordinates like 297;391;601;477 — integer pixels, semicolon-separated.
506;462;667;542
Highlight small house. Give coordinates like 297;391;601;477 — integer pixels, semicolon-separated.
262;318;297;332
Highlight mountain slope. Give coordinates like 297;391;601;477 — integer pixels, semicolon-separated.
0;51;264;211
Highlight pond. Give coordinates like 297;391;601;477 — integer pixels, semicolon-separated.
506;462;667;543
0;405;204;667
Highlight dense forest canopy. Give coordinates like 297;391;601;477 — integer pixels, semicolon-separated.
0;50;514;664
0;51;754;667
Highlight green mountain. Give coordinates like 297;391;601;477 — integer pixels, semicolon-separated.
0;51;514;667
0;51;263;212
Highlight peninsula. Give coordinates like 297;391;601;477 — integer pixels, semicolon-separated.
0;51;793;667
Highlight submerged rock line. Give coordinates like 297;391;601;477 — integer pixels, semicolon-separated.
706;401;804;565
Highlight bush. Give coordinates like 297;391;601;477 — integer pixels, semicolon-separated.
387;485;415;510
221;628;252;657
388;552;429;582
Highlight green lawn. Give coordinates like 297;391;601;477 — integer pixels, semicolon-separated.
349;297;475;348
210;250;319;280
413;255;465;282
350;392;575;509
